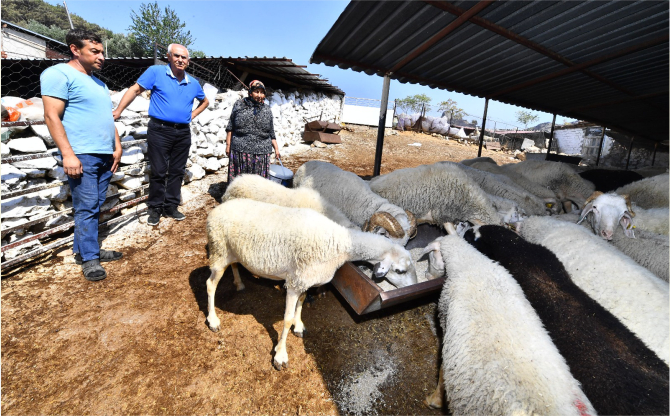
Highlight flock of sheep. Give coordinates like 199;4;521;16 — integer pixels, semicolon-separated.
203;157;669;415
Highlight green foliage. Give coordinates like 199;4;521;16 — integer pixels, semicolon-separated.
190;50;206;58
23;20;67;43
471;119;478;126
129;2;195;56
515;110;540;129
103;32;144;58
438;98;465;120
395;94;432;114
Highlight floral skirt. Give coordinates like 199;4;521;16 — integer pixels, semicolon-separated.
227;150;271;182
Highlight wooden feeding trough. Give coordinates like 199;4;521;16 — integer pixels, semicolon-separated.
330;224;447;315
302;120;342;144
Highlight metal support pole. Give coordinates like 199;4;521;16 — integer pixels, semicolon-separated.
373;74;391;177
154;42;159;65
595;126;606;166
652;142;658;166
625;136;635;170
545;113;557;160
477;98;490;157
63;1;74;29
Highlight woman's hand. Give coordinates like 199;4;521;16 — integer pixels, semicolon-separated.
226;143;231;157
275;148;281;160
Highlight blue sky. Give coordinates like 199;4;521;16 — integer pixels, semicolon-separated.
49;0;571;128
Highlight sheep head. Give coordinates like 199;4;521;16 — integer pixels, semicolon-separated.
578;192;635;240
363;211;405;239
371;245;417;288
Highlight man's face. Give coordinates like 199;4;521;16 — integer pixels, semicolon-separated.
168;46;189;72
72;40;105;71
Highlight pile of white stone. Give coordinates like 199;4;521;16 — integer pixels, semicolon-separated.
1;87;344;261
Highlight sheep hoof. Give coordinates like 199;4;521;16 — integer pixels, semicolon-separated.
235;284;245;292
208;323;220;333
273;359;288;371
294;330;304;338
424;397;442;409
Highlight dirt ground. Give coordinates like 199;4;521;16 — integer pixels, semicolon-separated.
1;128;516;416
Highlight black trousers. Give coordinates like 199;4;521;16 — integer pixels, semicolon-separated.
146;119;191;210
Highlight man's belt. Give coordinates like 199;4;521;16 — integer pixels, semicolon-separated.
150;117;190;129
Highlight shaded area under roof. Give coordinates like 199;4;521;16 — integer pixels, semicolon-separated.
311;0;668;143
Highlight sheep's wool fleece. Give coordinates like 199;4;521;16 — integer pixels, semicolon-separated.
369;163;500;225
437;235;595;416
502;160;595;201
615;173;669;209
207;199;352;293
520;216;669;364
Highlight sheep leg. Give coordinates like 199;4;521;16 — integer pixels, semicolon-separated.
273;288;302;370
292;292;308;338
424;364;444;409
231;263;245;291
206;266;226;332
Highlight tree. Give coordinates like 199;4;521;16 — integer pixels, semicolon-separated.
515;110;539;129
129;2;196;57
395;94;432;114
23;20;67;43
471;119;478;126
438;98;465;120
103;32;143;58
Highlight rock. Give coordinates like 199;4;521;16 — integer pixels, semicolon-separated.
121;202;147;216
219;157;229;167
187;164;206;181
30;124;55;146
120;146;144;164
126;96;150;113
116;175;144;190
3;233;42;260
11;156;57;170
114;122;127;138
1;142;10;157
106;184;119;197
44;214;73;229
196;145;215;157
1;217;30;236
110;171;125;183
7;136;48;153
1;195;51;218
119;191;136;202
52;200;73;211
521;138;535;150
124;164;146;176
516;152;527;161
101;197;119;212
19;168;46;178
213;143;226;158
311;141;327;148
39;184;70;202
204;157;221;172
47;166;68;181
121;135;136;142
2;164;27;185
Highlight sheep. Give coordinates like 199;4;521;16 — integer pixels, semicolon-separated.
368;162;502;226
462;224;669;415
458;156;497;166
452;162;553;216
557;213;669;282
484;193;526;225
205;198;417;370
500;160;596;212
615;173;669;208
578;168;644;193
221;174;357;229
422;230;596;415
293;161;416;246
518;216;669;364
467;160;561;214
578;191;669;238
634;166;668;178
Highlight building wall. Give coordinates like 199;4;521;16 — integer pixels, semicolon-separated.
341;104;393;127
2;28;46;59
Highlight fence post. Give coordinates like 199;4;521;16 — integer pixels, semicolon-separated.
477;98;490;157
625;136;635;170
373;73;391;177
595;126;606;166
652;142;658;166
545;113;557;160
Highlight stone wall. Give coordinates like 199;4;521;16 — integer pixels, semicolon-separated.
1;88;343;261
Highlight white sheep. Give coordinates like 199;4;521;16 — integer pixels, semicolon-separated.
205;198;417;370
452;162;552;216
500;160;595;212
467;160;560;214
294;161;416;246
557;213;669;282
615;173;669;208
368;162;501;226
519;216;669;364
423;230;596;415
632;206;669;236
221;174;357;229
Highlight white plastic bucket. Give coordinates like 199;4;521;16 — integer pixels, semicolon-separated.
269;158;293;187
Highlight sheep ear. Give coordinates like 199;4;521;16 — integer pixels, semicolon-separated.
622;194;636;217
620;213;636;238
577;202;594;224
421;240;441;256
372;260;390;279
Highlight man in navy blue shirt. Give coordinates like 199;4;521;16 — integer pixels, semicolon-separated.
113;44;209;225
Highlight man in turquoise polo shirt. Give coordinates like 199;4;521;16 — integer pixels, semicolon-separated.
113;44;209;226
42;29;123;281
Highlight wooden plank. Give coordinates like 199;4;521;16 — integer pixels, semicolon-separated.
485;141;501;150
303;131;342;144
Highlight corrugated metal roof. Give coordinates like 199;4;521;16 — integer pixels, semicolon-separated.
311;1;668;143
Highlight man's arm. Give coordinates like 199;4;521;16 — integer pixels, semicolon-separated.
112;83;145;120
43;95;82;179
191;96;209;121
111;126;122;173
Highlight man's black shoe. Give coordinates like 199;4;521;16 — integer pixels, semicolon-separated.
147;208;162;226
163;206;186;221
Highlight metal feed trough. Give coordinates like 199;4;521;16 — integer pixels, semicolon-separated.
331;224;446;315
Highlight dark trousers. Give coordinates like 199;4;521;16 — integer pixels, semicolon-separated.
146;119;191;210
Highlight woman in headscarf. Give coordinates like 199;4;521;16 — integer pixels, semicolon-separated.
225;80;280;182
